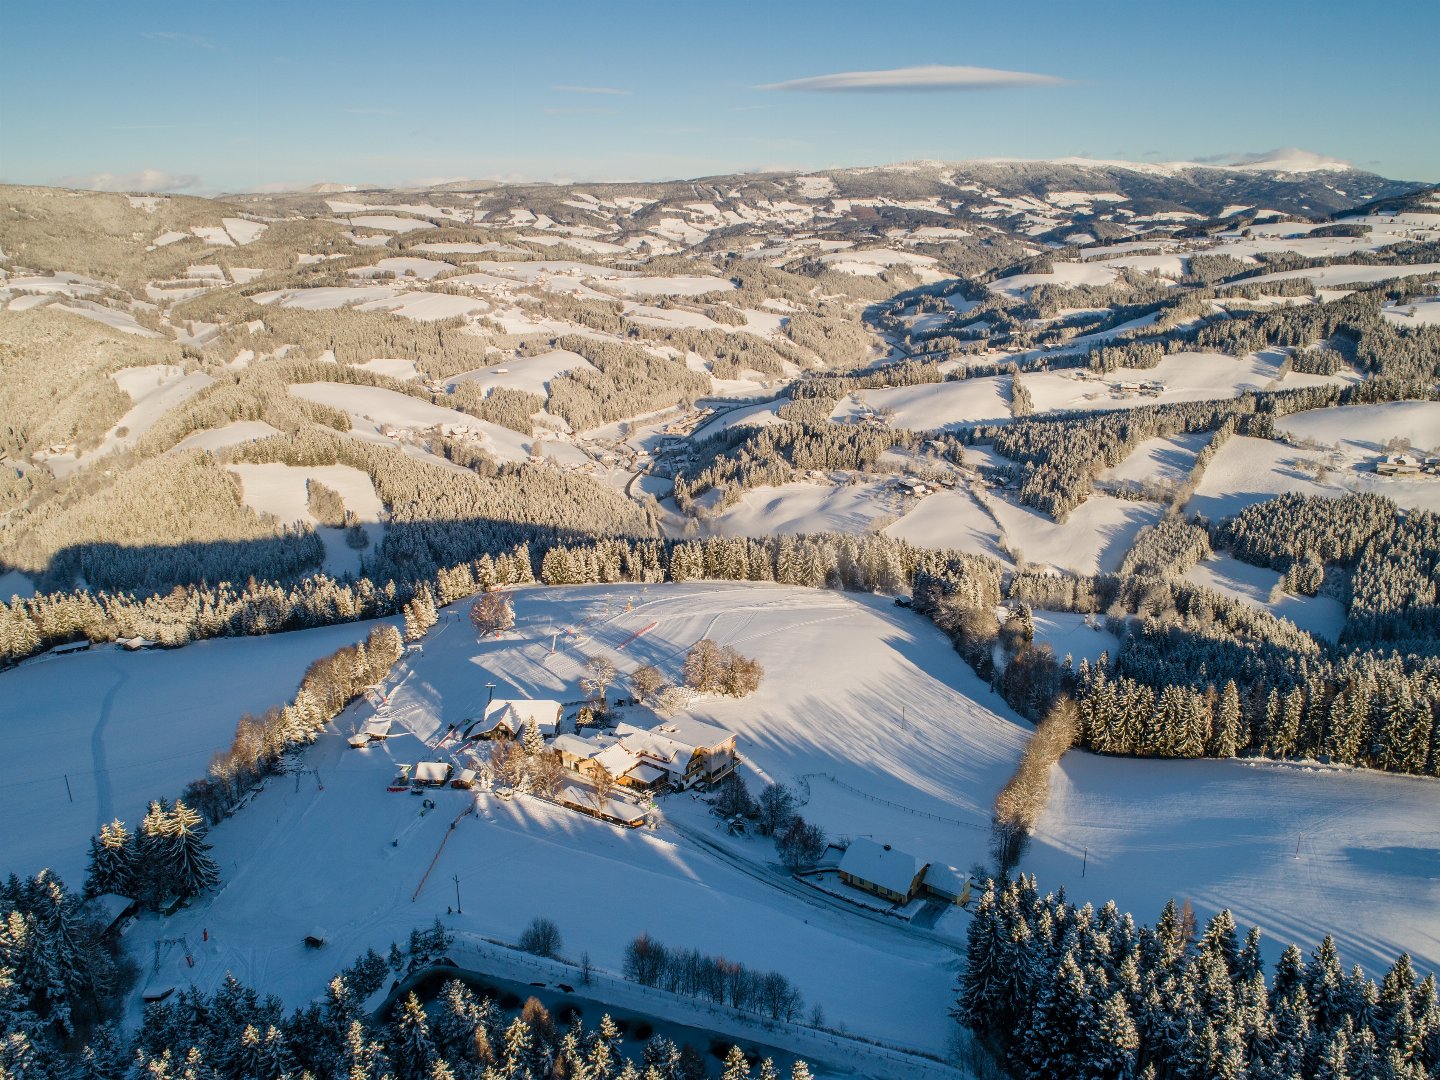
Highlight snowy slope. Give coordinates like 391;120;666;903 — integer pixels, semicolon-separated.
1028;752;1440;979
0;621;392;884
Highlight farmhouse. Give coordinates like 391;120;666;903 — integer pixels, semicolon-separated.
412;761;453;787
837;838;929;905
551;731;618;779
467;699;563;740
1376;453;1423;476
613;716;739;790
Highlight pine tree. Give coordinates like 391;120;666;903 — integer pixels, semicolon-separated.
75;1022;130;1080
1211;680;1241;758
522;715;546;758
84;820;136;899
164;800;220;899
390;992;436;1080
721;1045;752;1080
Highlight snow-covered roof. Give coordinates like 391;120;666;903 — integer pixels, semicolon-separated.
922;863;968;898
556;782;648;824
615;716;735;764
552;732;613;759
476;699;561;736
82;892;135;927
361;717;392;737
628;761;669;785
838;837;926;897
594;743;641;779
413;761;452;784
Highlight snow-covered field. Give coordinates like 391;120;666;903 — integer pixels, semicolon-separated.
446;349;596;397
983;493;1164;576
1246;261;1440;288
89;366;216;462
287;382;533;462
1185;436;1339;520
1024;350;1346;416
1277;400;1440;455
169;420;282;455
836;377;1011;430
228;461;386;576
1098;432;1209;489
1028;752;1440;978
0;621;390;884
700;480;907;538
884;488;1013;564
1183;556;1348;641
121;583;1033;1055
1028;610;1119;667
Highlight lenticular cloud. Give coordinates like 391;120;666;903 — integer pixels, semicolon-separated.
760;64;1067;93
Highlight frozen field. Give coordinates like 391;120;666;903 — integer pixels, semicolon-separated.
0;621;389;884
1028;752;1440;978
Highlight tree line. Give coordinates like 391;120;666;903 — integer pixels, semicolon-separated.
957;875;1439;1079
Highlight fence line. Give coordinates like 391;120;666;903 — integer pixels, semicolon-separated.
797;772;989;832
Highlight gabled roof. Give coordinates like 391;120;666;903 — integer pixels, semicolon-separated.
82;893;136;928
556;781;648;824
615;715;736;762
551;732;613;759
838;837;926;897
413;761;452;784
361;717;393;737
922;863;968;898
474;699;562;736
594;743;641;779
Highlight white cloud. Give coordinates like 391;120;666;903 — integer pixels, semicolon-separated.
52;169;203;193
551;84;631;96
759;64;1066;93
1194;148;1353;172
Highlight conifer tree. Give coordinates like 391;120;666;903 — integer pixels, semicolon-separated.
84;820;136;899
390;992;436;1080
164;800;220;899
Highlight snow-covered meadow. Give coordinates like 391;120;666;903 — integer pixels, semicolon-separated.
0;621;391;885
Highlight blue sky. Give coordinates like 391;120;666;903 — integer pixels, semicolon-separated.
2;0;1435;193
